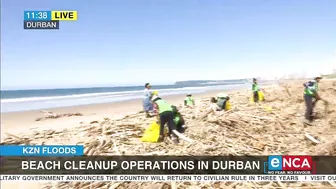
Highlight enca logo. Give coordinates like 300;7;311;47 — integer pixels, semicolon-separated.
268;155;313;171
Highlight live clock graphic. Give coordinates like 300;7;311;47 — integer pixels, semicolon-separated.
24;11;50;20
23;10;77;30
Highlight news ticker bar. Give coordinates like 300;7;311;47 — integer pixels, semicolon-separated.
1;175;336;182
1;156;336;175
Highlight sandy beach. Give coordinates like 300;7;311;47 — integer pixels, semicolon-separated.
1;80;335;189
0;89;232;189
1;89;227;138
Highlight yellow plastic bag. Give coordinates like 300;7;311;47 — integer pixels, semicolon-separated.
141;122;160;143
225;100;231;111
250;91;265;103
264;106;273;112
258;91;264;101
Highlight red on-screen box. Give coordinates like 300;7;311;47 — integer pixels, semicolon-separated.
264;155;316;174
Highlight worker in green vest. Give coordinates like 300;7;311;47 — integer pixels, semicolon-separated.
172;105;186;133
151;95;179;143
216;93;230;111
252;78;260;102
184;93;195;107
303;77;323;122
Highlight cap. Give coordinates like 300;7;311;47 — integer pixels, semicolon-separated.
145;83;151;88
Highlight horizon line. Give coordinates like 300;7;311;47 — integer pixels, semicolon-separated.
1;78;253;91
1;76;315;91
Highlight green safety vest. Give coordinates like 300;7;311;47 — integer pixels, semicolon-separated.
304;81;318;97
155;99;173;114
252;83;259;92
185;97;194;106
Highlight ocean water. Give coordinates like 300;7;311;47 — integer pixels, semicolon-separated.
1;83;249;113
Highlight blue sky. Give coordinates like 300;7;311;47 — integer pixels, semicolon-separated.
1;0;335;90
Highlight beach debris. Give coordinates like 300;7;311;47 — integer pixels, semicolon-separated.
35;111;83;121
2;80;336;189
171;181;177;189
172;130;193;143
324;99;331;113
281;84;292;97
233;112;273;120
304;133;320;144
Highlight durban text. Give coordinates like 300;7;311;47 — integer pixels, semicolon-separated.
212;161;260;170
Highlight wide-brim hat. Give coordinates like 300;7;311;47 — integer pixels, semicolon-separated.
151;95;160;102
217;93;228;98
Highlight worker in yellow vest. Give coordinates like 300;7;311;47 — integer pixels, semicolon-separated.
184;93;195;107
151;95;179;143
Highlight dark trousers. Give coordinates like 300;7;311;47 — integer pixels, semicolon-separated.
253;91;259;102
304;94;314;121
159;111;177;136
176;120;186;133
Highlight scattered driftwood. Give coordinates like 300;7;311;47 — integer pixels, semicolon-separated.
282;84;292;97
316;140;336;155
199;108;213;120
233;112;273;120
171;182;177;189
1;80;336;189
35;111;83;121
172;130;193;143
304;133;320;144
324;100;330;113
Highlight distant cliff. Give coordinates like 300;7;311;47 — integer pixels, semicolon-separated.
175;79;248;85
